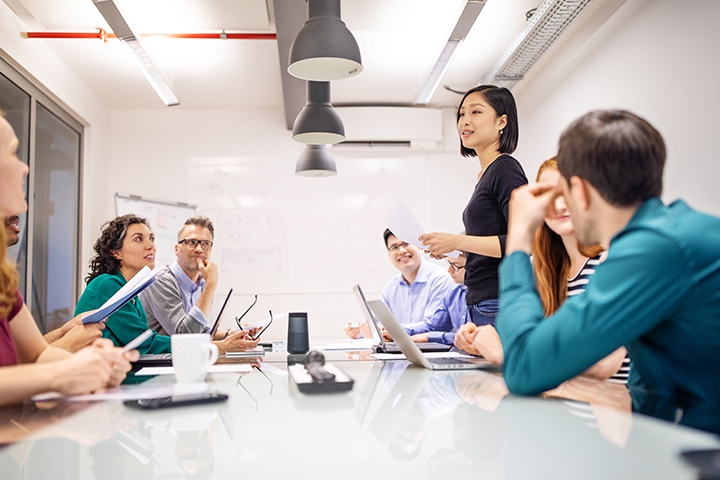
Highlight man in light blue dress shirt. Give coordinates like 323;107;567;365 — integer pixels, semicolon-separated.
345;229;455;339
380;230;456;325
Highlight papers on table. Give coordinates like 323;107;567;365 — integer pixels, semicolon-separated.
135;364;253;376
225;347;265;357
372;351;476;361
257;363;288;377
315;339;375;351
32;382;210;402
385;200;461;259
82;265;168;324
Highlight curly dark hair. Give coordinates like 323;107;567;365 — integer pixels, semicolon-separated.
85;214;150;285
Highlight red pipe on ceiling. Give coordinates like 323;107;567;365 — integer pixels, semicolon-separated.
22;29;276;42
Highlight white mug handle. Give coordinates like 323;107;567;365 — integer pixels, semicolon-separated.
202;343;219;369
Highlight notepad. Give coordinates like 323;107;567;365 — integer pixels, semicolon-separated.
82;265;167;324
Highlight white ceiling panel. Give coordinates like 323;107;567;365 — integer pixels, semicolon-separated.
5;0;602;115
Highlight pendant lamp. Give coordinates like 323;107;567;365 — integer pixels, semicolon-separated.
288;0;362;81
292;81;345;144
295;145;337;177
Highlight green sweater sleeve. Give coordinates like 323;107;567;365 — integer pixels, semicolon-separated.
497;228;692;395
75;273;171;354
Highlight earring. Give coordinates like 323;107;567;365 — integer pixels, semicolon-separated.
500;129;504;135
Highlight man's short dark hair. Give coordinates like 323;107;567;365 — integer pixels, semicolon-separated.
383;228;395;249
457;85;519;158
179;215;215;240
557;110;666;207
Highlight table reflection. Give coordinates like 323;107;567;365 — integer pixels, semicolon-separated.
0;359;718;479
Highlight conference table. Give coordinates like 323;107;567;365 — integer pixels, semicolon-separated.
0;345;719;479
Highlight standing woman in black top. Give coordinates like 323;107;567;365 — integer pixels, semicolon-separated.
420;85;527;331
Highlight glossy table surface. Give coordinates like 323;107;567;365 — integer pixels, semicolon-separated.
1;346;719;479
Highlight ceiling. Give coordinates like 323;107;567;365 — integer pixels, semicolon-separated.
4;0;543;124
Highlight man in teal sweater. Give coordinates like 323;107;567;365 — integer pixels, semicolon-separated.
498;110;720;402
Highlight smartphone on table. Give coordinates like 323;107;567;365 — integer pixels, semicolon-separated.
124;393;229;410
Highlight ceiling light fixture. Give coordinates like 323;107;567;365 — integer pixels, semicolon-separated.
482;0;593;89
292;81;345;144
92;0;179;106
288;0;362;81
414;0;487;105
295;145;337;177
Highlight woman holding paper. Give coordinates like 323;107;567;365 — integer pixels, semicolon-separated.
419;85;528;329
75;214;173;354
0;111;134;406
76;214;258;354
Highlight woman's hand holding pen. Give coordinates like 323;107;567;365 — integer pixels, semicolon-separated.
419;232;458;259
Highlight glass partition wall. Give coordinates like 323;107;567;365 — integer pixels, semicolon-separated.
0;58;83;333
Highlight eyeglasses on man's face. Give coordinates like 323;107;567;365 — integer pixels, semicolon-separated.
387;241;410;253
178;238;213;250
448;261;465;272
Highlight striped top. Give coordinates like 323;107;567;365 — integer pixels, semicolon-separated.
568;255;631;384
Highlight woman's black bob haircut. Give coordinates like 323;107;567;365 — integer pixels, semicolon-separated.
456;85;519;158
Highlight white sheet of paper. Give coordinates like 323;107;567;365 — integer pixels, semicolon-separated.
315;339;375;351
256;363;288;377
135;364;252;376
31;382;210;402
372;351;476;360
385;200;460;259
242;312;283;331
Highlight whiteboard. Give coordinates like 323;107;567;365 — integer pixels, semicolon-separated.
186;156;476;295
114;194;197;268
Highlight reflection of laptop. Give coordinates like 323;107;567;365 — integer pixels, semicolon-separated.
367;299;492;370
368;366;431;443
133;289;233;367
353;284;450;353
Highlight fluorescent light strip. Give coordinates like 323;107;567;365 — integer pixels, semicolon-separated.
123;39;179;106
414;0;487;105
92;0;179;106
414;40;462;105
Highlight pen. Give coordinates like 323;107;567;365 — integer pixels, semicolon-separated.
122;329;153;353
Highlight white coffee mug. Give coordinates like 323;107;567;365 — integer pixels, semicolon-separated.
171;334;219;383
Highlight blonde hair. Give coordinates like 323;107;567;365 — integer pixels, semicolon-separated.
0;109;20;317
532;158;602;315
0;219;20;318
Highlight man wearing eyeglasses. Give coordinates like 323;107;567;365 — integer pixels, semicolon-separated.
140;216;233;339
140;216;222;337
345;229;455;339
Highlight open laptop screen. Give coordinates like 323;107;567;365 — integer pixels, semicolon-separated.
352;284;384;345
209;288;233;336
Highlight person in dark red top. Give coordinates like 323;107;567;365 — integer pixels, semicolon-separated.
0;110;137;406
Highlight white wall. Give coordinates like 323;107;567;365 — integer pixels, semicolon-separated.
513;0;720;215
105;108;478;339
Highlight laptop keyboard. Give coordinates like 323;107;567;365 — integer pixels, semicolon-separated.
429;357;470;365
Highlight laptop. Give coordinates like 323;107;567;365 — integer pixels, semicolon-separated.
133;289;233;367
367;299;493;370
353;284;451;353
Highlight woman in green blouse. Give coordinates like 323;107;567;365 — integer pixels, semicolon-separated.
75;214;170;354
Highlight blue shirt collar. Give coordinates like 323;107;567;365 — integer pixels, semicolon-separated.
169;261;205;294
396;259;431;286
